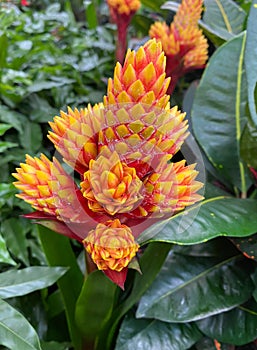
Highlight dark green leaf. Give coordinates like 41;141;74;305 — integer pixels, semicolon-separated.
38;226;83;350
1;218;29;266
19;122;42;153
192;33;249;192
0;34;7;71
0;297;42;350
136;254;254;322
0;141;18;152
138;197;257;245
96;243;171;350
202;0;246;39
0;233;16;265
75;270;117;344
197;299;257;346
26;79;75;93
0;123;12;136
240;115;257;169
231;233;257;261
245;0;257;127
115;312;202;350
41;341;71;350
0;267;68;299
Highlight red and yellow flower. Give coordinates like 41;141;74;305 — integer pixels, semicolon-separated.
13;39;203;289
149;0;208;93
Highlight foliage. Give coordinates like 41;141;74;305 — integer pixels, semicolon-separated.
1;0;257;349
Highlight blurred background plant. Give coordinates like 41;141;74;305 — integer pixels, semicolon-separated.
1;0;257;349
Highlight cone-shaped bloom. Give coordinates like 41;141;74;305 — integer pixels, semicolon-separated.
107;0;141;62
83;219;139;271
104;39;171;109
81;148;144;215
132;156;203;218
48;104;103;175
13;39;204;288
149;0;208;93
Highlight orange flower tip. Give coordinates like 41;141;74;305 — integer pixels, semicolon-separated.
81;151;144;215
83;219;139;277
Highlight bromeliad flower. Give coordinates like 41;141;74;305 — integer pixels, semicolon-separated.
107;0;140;62
13;39;203;289
149;0;208;94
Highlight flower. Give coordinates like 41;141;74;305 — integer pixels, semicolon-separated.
84;219;139;271
81;148;144;215
104;39;170;109
13;39;203;288
107;0;141;62
149;0;208;93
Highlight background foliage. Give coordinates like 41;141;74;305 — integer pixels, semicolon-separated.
1;0;257;349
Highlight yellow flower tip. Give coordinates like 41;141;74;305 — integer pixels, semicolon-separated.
83;219;139;271
149;0;208;84
132;158;203;218
107;0;140;16
105;39;170;108
80;150;144;215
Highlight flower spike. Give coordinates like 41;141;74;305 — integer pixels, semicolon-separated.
149;0;208;93
104;39;171;109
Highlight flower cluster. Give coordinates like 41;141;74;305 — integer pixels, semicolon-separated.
13;39;203;288
149;0;208;93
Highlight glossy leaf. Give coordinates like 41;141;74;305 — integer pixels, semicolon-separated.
75;270;117;345
96;242;171;350
0;233;16;265
0;266;68;299
202;0;246;40
0;123;12;136
197;299;257;346
245;0;257;127
191;33;249;192
1;218;29;265
240;117;257;169
136;253;254;322
0;297;42;350
115;312;202;350
231;233;257;261
138;197;257;245
38;226;83;350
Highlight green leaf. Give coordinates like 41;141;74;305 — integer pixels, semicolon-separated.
0;297;42;350
202;0;246;39
19;122;42;153
0;233;16;265
240;117;257;169
1;218;29;266
0;33;7;71
96;243;171;350
138;197;257;245
38;226;83;350
0;266;68;299
136;253;254;322
0;123;11;136
41;341;71;350
0;141;18;152
85;1;98;29
191;33;249;193
115;312;202;350
197;299;257;346
75;270;117;345
245;0;257;127
231;233;257;261
27;79;75;93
